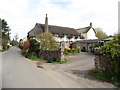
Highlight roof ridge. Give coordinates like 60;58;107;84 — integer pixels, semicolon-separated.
37;23;75;29
77;26;91;30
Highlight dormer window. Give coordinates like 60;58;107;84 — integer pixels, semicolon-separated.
55;34;58;37
80;32;82;35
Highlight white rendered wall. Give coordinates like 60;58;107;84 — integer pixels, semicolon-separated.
70;36;76;42
87;28;98;39
54;35;80;42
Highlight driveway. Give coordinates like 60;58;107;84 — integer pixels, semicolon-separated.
2;47;115;88
42;53;115;88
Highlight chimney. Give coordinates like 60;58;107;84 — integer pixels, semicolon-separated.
90;22;92;27
44;14;49;33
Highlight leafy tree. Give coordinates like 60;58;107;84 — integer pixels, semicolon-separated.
37;32;60;51
95;28;108;39
10;39;18;46
10;34;19;46
14;33;18;41
0;18;11;49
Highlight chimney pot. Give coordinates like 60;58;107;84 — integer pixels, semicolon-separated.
90;22;92;27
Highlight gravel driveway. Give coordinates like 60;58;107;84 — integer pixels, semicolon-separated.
42;53;115;88
2;47;115;88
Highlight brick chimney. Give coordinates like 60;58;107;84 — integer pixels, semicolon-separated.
90;22;92;27
44;14;49;33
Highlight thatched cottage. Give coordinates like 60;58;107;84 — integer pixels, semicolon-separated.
27;14;98;48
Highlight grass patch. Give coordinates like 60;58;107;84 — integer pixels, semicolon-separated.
53;60;69;64
27;56;46;62
22;51;47;62
0;46;10;52
89;69;120;87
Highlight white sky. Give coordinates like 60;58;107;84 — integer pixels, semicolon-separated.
0;0;119;40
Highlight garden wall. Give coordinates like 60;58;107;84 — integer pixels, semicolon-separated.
39;49;63;62
94;55;113;72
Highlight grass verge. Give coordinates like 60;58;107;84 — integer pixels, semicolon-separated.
89;69;120;87
53;60;69;64
22;52;69;64
0;46;10;52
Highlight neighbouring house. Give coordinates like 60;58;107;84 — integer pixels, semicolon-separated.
76;22;98;40
27;14;83;48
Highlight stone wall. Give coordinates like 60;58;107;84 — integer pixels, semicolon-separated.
39;49;63;62
94;55;113;71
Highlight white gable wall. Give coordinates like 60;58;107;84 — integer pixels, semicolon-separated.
87;28;98;39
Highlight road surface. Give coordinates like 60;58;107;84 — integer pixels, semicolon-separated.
2;47;81;88
2;47;115;88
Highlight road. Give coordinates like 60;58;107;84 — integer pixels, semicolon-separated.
2;47;81;88
2;47;115;88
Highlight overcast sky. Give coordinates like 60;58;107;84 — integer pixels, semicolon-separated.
0;0;119;40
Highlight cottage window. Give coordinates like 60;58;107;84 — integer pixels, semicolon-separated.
55;34;58;37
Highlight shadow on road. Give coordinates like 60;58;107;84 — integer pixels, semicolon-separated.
68;69;97;81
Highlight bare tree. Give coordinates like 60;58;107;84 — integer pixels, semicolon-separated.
14;33;19;41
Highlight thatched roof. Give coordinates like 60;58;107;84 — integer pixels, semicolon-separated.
28;23;81;38
76;26;96;34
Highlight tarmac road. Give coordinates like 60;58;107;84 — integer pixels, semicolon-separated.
2;47;81;88
2;47;115;88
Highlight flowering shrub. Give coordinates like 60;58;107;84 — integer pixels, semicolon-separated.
22;41;30;51
64;48;80;55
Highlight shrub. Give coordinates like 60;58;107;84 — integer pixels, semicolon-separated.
21;48;29;58
22;41;30;51
27;52;38;59
28;38;39;54
64;48;68;56
19;39;24;49
101;34;120;85
74;48;80;53
64;48;80;55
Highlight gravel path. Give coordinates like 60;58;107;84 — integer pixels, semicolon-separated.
2;47;116;88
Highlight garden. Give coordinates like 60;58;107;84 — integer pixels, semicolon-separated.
20;32;74;64
64;48;80;56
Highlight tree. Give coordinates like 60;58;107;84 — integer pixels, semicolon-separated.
10;34;19;46
10;39;18;46
95;28;108;39
37;32;60;51
14;33;18;41
0;18;11;49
